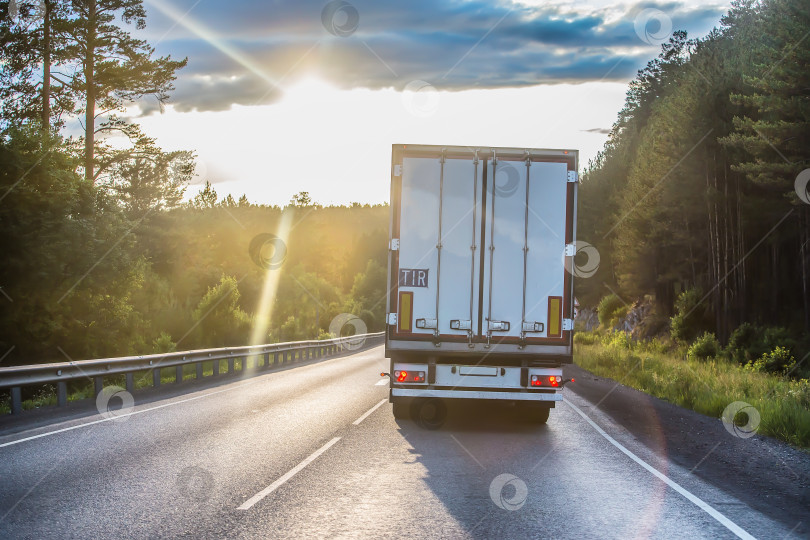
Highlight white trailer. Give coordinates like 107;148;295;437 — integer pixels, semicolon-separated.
385;144;578;424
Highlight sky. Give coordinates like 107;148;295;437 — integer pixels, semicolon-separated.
121;0;733;206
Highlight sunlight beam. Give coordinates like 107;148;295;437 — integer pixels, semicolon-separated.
248;209;295;350
144;0;281;89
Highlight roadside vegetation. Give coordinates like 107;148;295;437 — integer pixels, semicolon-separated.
577;0;810;338
575;290;810;448
0;0;390;371
572;0;810;449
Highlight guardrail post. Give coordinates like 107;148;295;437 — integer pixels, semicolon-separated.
175;365;183;384
196;362;203;379
264;353;270;367
125;373;134;393
212;359;219;376
228;357;235;374
57;381;67;407
94;376;103;397
11;386;22;414
153;369;161;387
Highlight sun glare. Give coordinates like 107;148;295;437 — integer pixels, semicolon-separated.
280;77;341;105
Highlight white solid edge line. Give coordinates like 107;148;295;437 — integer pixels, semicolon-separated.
563;398;756;540
238;437;342;510
375;378;388;386
353;399;387;425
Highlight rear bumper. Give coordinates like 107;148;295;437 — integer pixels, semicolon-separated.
391;388;562;401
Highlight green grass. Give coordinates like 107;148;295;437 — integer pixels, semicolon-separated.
0;351;307;415
574;332;810;448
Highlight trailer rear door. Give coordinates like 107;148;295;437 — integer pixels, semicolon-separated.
480;157;571;344
389;146;575;351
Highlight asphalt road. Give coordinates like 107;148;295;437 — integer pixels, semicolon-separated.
0;344;807;539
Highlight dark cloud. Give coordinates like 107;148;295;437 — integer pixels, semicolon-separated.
138;0;728;113
582;127;612;134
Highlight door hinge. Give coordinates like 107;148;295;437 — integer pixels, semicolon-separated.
562;319;574;331
564;242;576;257
387;313;397;326
567;171;578;183
393;164;403;177
390;238;400;251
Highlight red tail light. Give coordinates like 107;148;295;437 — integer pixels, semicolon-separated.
393;370;426;383
530;375;562;387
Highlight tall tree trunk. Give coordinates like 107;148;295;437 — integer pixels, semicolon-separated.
706;155;716;300
685;216;697;285
736;170;746;322
712;154;722;335
801;210;809;332
722;155;730;342
84;1;96;182
41;0;51;132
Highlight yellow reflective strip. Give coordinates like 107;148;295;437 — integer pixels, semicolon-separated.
548;297;562;337
399;293;412;331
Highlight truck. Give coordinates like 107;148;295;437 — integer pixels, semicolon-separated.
384;144;578;426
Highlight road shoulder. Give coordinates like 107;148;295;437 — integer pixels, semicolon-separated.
564;363;810;536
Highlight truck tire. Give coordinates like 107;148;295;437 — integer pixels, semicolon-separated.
520;403;550;424
392;399;410;420
412;398;447;430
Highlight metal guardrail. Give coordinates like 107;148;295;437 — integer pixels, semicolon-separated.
0;332;385;415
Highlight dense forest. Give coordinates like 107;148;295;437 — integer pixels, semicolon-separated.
2;0;808;367
0;0;389;366
578;0;809;347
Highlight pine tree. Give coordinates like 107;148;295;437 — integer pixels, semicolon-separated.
57;0;187;181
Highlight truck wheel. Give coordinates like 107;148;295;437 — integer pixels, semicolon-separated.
412;398;447;430
392;399;410;419
520;403;550;424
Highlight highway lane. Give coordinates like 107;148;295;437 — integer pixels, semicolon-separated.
0;344;802;539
